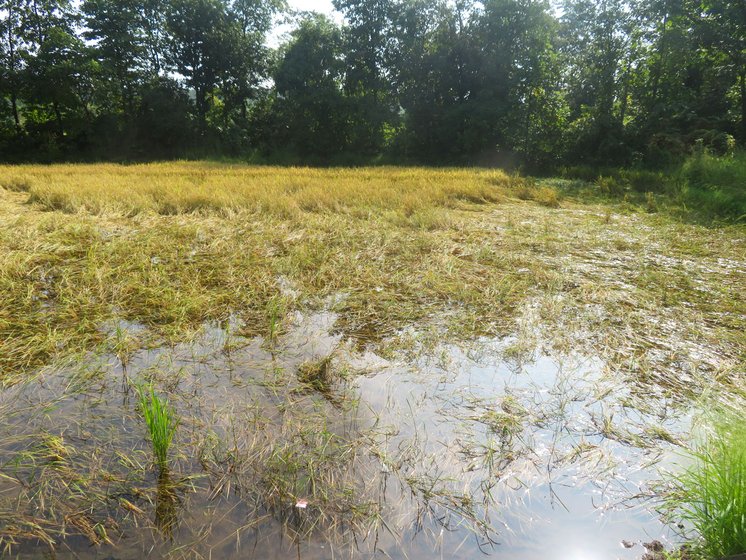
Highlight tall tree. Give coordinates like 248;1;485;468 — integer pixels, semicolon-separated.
83;0;147;116
0;0;27;131
141;0;168;75
478;0;567;166
222;0;284;122
696;0;746;141
266;13;350;156
561;0;638;161
334;0;395;152
166;0;240;131
20;0;94;141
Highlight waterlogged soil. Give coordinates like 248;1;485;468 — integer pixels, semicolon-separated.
0;179;744;559
0;309;702;560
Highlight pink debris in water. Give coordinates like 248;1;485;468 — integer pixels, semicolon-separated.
295;499;308;509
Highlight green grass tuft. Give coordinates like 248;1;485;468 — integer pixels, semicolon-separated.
137;384;179;469
670;415;746;558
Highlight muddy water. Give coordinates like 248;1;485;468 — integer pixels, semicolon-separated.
0;311;688;559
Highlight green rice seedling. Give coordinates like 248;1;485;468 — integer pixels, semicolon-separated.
136;384;178;469
265;295;285;344
669;415;746;558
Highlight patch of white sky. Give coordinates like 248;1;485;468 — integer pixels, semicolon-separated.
70;0;337;49
268;0;342;48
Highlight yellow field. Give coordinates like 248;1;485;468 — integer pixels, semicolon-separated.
0;163;742;382
2;163;515;216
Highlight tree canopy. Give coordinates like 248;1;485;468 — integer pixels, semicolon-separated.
0;0;743;166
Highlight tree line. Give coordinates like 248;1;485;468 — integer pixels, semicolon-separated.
0;0;743;167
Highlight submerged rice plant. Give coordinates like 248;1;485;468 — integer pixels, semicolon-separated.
137;384;179;468
670;415;746;558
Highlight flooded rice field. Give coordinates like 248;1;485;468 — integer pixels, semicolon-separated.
0;169;743;558
0;307;701;559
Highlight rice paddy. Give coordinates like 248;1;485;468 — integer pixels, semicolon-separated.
0;163;743;558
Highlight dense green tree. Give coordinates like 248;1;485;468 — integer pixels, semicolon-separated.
166;0;242;131
560;0;639;162
392;0;482;160
478;0;567;166
333;0;395;153
696;0;746;141
18;0;96;146
0;0;27;131
0;0;743;163
83;0;148;116
220;0;283;124
259;13;350;157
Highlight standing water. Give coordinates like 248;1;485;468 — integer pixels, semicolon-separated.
0;310;689;559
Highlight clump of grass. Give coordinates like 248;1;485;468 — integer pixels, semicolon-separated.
561;152;746;222
1;176;32;192
480;396;526;441
597;175;628;196
533;186;561;208
668;415;746;558
111;324;139;368
514;178;536;201
136;384;178;469
513;179;560;207
297;354;336;393
679;150;746;222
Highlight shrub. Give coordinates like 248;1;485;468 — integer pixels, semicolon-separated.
619;169;668;194
597;175;628;196
679;151;746;222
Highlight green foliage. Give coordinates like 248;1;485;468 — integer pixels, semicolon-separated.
679;151;746;222
0;0;743;165
669;415;746;558
260;14;351;158
560;150;746;222
137;384;179;468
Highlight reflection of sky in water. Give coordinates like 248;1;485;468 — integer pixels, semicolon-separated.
355;336;688;559
0;312;691;559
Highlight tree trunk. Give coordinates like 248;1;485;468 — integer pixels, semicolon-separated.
196;88;208;133
7;3;21;131
650;11;669;104
53;100;64;140
620;55;632;125
11;91;20;131
741;69;746;144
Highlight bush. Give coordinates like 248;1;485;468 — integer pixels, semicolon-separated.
679;151;746;222
619;169;668;194
645;133;688;167
693;130;737;157
597;175;628;196
533;186;561;208
559;150;745;223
